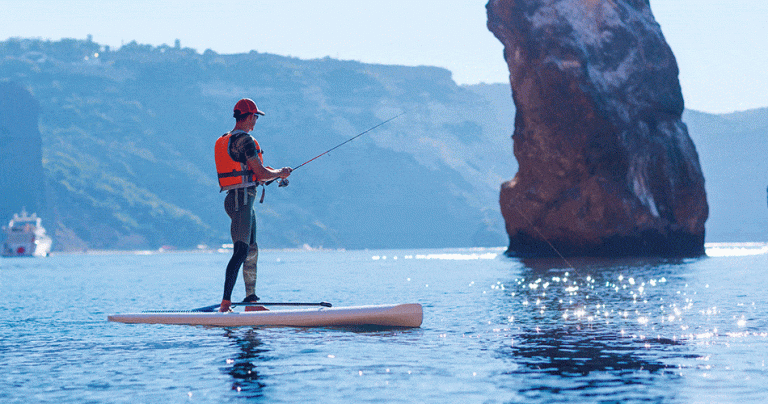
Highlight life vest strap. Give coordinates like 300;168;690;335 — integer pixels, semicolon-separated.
218;169;253;179
222;183;268;204
220;182;258;192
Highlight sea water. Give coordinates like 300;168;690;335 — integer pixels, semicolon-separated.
1;244;768;403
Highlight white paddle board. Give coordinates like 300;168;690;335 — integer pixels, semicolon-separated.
108;303;422;328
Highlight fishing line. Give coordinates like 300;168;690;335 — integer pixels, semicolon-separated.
509;200;576;271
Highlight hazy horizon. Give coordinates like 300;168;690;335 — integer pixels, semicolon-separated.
2;0;767;114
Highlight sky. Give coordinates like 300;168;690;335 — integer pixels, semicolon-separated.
1;0;767;114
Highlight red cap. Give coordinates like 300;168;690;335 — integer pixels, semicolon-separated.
233;98;265;116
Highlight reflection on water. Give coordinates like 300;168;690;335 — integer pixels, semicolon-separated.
496;256;704;398
510;256;696;335
223;329;268;397
506;327;681;375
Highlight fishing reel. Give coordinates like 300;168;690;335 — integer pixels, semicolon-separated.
262;178;289;187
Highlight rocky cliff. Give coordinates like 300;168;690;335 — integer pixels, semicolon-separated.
487;0;708;257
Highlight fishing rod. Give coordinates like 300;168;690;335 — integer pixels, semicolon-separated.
293;112;405;171
273;112;405;187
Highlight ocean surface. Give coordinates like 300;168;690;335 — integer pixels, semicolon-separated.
2;244;768;403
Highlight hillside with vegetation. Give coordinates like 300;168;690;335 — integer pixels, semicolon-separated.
1;38;515;250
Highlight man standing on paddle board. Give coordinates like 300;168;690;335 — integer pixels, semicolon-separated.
215;98;291;312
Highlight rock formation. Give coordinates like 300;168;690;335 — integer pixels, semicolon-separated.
487;0;708;257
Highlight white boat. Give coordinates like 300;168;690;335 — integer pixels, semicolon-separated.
2;208;52;257
108;303;423;328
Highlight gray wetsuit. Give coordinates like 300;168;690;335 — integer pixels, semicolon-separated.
222;130;260;299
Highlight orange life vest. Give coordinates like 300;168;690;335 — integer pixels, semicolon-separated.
215;132;264;192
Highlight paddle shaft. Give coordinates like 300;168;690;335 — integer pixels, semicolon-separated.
191;301;332;312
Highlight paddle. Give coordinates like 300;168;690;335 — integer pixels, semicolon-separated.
189;301;333;313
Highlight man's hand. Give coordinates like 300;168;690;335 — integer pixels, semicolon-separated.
279;167;292;179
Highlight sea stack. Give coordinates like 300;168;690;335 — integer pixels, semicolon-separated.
486;0;708;257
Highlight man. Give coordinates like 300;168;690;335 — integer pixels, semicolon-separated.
214;98;292;312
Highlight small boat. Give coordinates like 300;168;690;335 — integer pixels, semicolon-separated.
2;208;52;257
108;303;423;328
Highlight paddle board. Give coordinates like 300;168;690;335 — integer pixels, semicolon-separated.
108;303;422;328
